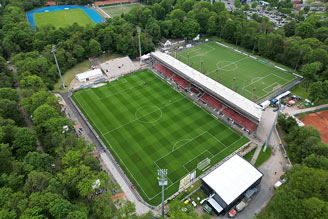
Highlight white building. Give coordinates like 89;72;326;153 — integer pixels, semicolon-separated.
201;155;263;215
76;69;103;83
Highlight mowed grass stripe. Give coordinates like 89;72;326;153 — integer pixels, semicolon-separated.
177;42;297;101
34;9;94;28
72;69;248;205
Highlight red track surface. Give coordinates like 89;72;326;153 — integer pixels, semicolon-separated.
299;110;328;144
95;0;136;5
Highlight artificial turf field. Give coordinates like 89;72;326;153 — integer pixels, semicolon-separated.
102;4;143;17
177;42;298;102
72;69;249;205
33;9;94;28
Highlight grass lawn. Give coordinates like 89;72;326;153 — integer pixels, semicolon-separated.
34;9;95;28
243;148;256;162
54;60;91;93
176;41;298;102
102;4;143;17
72;69;249;205
254;146;272;167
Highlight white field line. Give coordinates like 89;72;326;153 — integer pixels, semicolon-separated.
75;71;249;202
207;56;249;76
102;97;185;136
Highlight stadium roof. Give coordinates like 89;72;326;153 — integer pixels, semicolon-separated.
202;155;263;205
76;69;102;81
100;56;137;78
151;51;262;122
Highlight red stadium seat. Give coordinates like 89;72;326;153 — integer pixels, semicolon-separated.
154;64;174;78
222;108;256;132
172;75;190;88
201;93;223;110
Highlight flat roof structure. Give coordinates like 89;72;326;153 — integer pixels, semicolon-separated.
100;56;137;78
202;155;263;206
76;69;103;82
151;51;263;122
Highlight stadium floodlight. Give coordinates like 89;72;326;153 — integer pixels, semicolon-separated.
51;45;65;89
137;27;142;65
263;99;281;152
158;169;168;217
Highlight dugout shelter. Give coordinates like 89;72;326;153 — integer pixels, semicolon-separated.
201;155;263;215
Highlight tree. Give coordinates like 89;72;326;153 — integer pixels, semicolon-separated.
183;18;200;40
49;198;76;219
284;21;296;37
0;88;18;102
170;19;183;38
234;0;242;9
13;128;37;158
33;104;60;127
169;9;186;21
0;99;21;123
303;6;310;14
89;39;102;57
296;22;314;39
146;19;161;43
277;114;298;133
285;126;322;163
251;1;258;9
22;90;58;115
303;154;328;170
25;171;52;194
23;152;53;172
301;61;322;90
243;3;250;11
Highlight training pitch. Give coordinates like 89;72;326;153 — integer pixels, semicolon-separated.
177;42;298;102
72;69;249;205
102;4;143;17
33;9;94;28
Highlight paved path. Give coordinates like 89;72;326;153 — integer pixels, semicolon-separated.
59;92;155;215
282;104;328;115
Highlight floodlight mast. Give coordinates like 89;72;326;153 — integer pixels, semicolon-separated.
137;27;142;65
263;99;281;152
51;45;65;89
158;169;168;217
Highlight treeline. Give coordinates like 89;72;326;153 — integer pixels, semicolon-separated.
0;57;153;217
1;0;328;93
257;115;328;218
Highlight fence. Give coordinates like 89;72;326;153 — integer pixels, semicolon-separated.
257;78;303;104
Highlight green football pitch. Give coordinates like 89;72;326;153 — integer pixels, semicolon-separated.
72;69;249;205
102;4;143;17
34;9;94;28
176;42;298;102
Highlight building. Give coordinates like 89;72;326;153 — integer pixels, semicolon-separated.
201;155;263;215
151;51;262;133
159;38;172;48
100;56;137;78
75;69;103;83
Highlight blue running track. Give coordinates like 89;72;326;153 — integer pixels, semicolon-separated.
27;5;105;30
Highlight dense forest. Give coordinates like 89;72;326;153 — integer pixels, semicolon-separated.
0;0;328;218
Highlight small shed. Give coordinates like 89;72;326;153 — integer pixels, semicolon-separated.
76;69;103;83
160;38;171;47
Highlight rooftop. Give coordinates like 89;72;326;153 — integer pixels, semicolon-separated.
202;155;263;205
151;51;262;122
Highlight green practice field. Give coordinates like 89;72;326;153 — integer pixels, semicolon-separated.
34;9;94;28
72;69;249;205
102;4;142;17
177;42;298;102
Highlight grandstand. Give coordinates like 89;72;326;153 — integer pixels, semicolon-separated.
151;51;262;134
